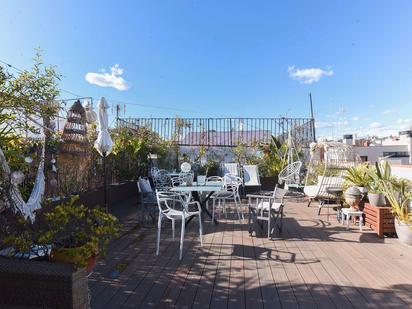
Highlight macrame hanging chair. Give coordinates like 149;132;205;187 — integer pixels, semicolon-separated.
60;100;88;155
278;131;303;187
0;129;45;222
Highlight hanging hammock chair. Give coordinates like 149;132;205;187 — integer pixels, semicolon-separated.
278;131;303;188
0;128;46;222
303;141;361;211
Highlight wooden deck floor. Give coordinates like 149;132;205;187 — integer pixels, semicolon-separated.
89;200;412;308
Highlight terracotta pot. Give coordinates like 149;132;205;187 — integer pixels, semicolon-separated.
395;220;412;246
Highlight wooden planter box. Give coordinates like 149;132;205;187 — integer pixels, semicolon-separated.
363;203;395;237
260;176;278;191
0;258;88;308
52;181;138;208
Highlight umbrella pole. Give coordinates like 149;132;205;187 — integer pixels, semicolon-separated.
103;152;108;213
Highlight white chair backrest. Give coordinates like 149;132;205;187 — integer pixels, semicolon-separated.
156;191;190;212
242;165;260;186
221;163;240;177
137;177;153;193
317;174;345;199
207;176;223;182
272;185;288;202
223;174;242;185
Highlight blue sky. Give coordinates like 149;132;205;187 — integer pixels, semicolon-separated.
1;0;412;138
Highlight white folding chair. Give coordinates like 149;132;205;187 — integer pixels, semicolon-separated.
242;165;261;191
156;191;203;260
247;185;288;239
220;163;240;177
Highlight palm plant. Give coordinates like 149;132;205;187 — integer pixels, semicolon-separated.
343;163;371;187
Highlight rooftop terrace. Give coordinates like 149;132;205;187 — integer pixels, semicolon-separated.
89;199;412;308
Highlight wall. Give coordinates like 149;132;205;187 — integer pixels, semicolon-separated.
354;145;409;163
390;164;412;181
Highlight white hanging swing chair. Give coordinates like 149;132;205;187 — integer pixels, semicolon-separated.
303;141;361;213
278;132;303;189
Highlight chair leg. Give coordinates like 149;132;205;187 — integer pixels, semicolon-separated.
234;198;242;221
172;218;175;241
279;207;284;233
248;206;252;234
307;199;312;207
267;215;271;239
198;213;203;246
212;199;215;223
156;214;162;256
223;200;227;218
179;216;186;260
318;200;324;215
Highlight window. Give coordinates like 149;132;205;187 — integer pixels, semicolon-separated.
382;152;409;158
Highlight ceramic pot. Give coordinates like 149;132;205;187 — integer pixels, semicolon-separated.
345;186;362;210
395;220;412;246
368;193;386;207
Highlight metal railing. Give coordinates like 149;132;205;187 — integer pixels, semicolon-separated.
117;117;315;147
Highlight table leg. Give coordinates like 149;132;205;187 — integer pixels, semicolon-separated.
186;191;218;226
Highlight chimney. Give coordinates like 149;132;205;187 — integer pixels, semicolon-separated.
343;134;354;146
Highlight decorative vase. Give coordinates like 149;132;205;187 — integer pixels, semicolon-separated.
394;220;412;246
344;186;362;210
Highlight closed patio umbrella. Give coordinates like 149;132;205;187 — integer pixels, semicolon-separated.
94;97;113;212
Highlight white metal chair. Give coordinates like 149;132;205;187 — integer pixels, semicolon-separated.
152;169;171;190
137;177;157;223
247;185;288;239
156;191;203;260
210;180;243;221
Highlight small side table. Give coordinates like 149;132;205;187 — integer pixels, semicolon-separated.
342;208;364;231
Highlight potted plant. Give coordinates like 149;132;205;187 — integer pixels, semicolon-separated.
380;177;412;245
343;163;370;194
39;196;120;271
367;180;387;207
366;161;391;207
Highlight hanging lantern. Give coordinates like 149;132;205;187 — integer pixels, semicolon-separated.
49;178;58;188
83;100;97;124
11;171;25;185
60;100;89;155
25;157;33;164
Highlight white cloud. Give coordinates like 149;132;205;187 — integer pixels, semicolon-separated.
288;66;334;84
85;64;129;91
351;116;359;121
397;118;411;124
382;109;393;115
369;122;383;129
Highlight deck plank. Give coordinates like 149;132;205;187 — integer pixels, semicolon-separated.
89;199;412;309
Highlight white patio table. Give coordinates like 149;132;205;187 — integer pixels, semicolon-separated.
170;181;223;225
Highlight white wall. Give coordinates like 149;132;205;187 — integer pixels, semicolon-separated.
354;145;409;163
390;165;412;181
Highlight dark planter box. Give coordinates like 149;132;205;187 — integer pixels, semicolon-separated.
260;176;278;191
0;258;88;308
52;181;138;208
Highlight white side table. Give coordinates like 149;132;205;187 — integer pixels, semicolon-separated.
342;208;363;231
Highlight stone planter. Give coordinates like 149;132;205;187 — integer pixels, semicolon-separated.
368;193;387;207
395;220;412;246
0;258;89;308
